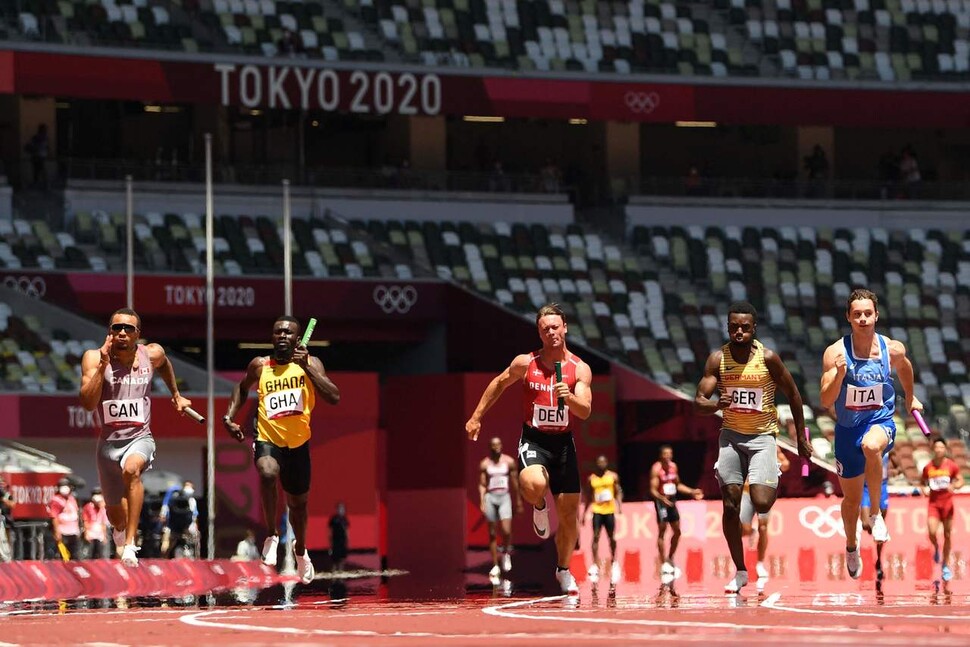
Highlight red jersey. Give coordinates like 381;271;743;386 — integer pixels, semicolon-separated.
652;461;679;500
923;458;959;504
521;351;580;434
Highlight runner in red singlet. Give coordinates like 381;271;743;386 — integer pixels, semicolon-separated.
465;303;593;595
921;437;964;582
649;445;702;583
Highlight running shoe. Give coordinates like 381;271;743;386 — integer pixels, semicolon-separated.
532;504;549;539
261;535;280;566
660;561;675;575
502;552;512;573
295;549;315;584
556;568;579;595
489;564;502;586
871;514;890;543
587;563;599;583
724;570;749;593
610;560;621;584
756;561;769;579
942;566;953;582
846;548;862;579
121;543;140;568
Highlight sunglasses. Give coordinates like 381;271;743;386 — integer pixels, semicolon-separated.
110;323;139;334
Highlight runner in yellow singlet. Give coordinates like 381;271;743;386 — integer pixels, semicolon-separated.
583;455;623;585
223;315;340;585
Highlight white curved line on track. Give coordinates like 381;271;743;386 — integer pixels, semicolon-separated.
482;595;866;633
761;592;970;621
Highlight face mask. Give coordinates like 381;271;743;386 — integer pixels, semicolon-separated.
59;486;70;496
92;495;104;504
183;488;195;497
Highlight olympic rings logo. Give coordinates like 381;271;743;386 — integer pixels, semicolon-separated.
2;276;46;299
798;504;844;539
373;284;418;314
624;91;660;114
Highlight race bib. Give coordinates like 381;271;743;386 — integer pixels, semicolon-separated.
532;403;568;429
727;387;763;413
263;388;305;420
929;475;951;491
845;384;883;410
662;482;677;496
489;475;509;491
595;489;614;503
101;399;146;426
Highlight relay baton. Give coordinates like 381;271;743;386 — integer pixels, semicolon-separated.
184;406;205;425
300;317;317;346
912;409;931;437
801;427;810;477
554;361;564;411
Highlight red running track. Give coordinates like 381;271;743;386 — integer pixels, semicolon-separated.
2;572;969;646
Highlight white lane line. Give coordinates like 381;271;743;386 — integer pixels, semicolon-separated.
762;591;970;622
482;595;868;633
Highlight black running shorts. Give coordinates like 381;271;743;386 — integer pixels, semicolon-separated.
517;424;581;495
592;512;616;537
253;439;311;496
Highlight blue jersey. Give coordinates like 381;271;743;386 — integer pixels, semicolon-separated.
834;334;894;429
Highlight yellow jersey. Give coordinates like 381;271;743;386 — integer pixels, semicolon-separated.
589;472;618;515
256;359;315;448
718;339;778;436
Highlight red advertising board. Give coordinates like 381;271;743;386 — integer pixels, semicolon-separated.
578;497;970;586
1;471;68;519
4;48;970;127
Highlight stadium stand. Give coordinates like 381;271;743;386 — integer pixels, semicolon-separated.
9;0;970;80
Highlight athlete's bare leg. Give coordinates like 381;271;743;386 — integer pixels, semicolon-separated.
106;500;127;543
742;521;754;548
488;521;499;567
591;521;601;570
498;517;512;562
519;465;549;507
942;517;953;565
861;426;890;523
286;491;309;554
839;475;865;551
928;515;940;558
668;520;682;563
860;504;873;533
256;456;281;537
554;493;580;569
656;521;668;564
721;483;745;572
756;516;769;562
121;454;147;544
